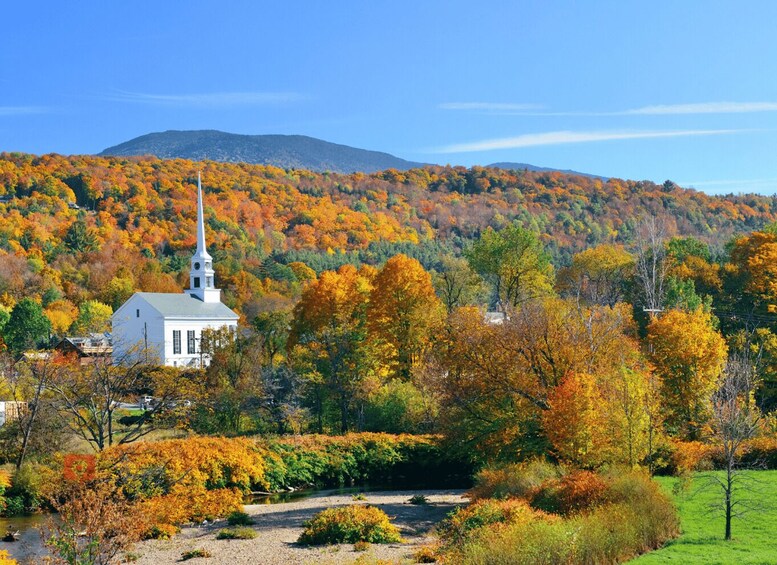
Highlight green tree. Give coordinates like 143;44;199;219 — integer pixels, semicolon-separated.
3;298;51;353
63;219;99;253
432;255;487;313
465;223;554;312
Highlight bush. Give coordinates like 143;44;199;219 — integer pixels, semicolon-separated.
226;510;255;526
298;505;402;545
3;496;24;517
146;524;178;540
413;544;438;563
440;470;679;564
437;499;548;546
216;527;257;540
529;470;608;515
6;463;52;514
468;458;563;501
408;494;428;505
181;548;212;560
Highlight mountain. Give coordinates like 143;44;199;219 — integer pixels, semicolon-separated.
487;162;608;181
99;130;427;174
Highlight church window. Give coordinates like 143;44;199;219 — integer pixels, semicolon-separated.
206;261;211;269
206;276;213;287
187;330;196;354
173;330;181;354
194;277;201;288
136;309;140;318
194;262;201;270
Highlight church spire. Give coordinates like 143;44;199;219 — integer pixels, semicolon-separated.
195;172;210;258
186;172;221;303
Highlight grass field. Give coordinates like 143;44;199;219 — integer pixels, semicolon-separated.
632;471;777;564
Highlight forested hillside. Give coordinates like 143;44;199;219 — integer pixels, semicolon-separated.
99;130;427;173
1;151;776;323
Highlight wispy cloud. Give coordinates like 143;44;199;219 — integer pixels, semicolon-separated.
624;102;777;115
439;102;543;112
433;129;743;153
0;106;47;116
103;90;305;107
679;177;777;192
441;101;777;116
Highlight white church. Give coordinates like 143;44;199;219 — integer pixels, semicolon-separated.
112;174;239;367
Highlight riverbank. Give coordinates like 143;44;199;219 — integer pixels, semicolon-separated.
131;489;466;564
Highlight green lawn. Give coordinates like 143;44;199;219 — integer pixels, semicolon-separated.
632;471;777;564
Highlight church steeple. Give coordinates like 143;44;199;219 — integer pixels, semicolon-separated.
186;172;221;303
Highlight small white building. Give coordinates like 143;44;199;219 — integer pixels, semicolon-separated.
112;173;239;367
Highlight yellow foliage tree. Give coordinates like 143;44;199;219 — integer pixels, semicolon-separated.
558;244;634;306
648;307;728;439
367;254;444;380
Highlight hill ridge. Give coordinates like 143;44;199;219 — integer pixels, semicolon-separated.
99;130;428;174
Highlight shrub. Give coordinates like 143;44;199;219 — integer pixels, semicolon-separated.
468;458;563;501
352;493;367;501
216;527;257;540
529;470;608;515
669;440;716;473
7;463;53;513
353;540;370;551
437;499;548;546
226;510;255;526
181;548;212;560
440;470;679;564
298;505;402;545
146;523;178;540
413;544;439;563
0;550;18;565
408;494;428;505
3;496;24;517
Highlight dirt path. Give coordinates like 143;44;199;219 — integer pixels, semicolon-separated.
131;489;467;564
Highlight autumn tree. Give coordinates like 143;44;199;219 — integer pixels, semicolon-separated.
367;254;444;381
647;307;728;439
542;372;609;468
557;244;634;307
70;300;113;334
432;299;643;460
465;223;553;313
289;264;375;433
723;230;777;316
432;255;487;313
197;326;263;434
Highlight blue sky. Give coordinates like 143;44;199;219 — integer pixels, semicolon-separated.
4;1;777;194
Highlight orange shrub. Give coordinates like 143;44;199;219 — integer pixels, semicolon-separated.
529;470;609;516
669;440;717;473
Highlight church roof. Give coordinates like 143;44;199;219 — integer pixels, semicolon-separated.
133;292;238;319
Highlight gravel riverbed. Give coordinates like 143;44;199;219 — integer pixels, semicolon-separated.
131;489;467;564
